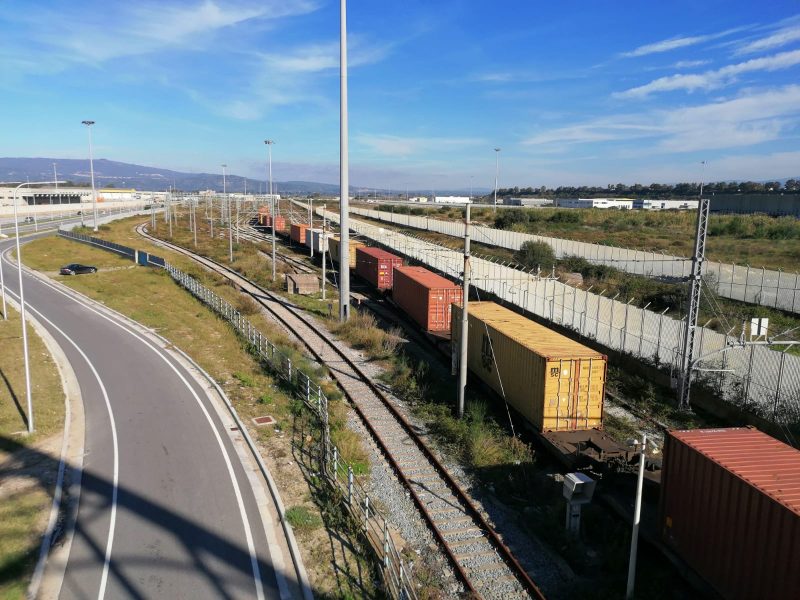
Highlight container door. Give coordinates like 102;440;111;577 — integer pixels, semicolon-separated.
569;359;581;430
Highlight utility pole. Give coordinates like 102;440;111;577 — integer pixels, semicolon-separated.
228;189;234;263
192;199;197;246
82;120;98;230
457;200;472;418
338;0;350;322
626;435;647;599
678;162;709;410
322;204;327;300
168;192;173;238
265;140;276;282
493;147;501;211
308;198;314;258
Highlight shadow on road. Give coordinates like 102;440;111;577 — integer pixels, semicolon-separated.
0;434;281;599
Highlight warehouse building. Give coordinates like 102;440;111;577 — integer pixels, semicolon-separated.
434;195;471;204
633;199;699;210
555;198;633;209
504;197;553;207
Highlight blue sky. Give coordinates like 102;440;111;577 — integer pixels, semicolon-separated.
1;1;799;189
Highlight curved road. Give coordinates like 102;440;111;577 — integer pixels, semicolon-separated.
1;236;297;599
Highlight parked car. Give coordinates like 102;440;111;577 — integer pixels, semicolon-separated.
23;216;35;223
60;264;97;275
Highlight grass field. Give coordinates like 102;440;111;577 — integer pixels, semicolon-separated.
378;203;800;272
0;304;66;599
20;229;376;597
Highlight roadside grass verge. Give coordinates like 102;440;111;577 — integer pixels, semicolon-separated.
0;305;65;598
20;232;379;597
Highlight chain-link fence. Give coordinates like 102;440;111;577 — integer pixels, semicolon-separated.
352;207;800;315
57;228;418;600
322;208;800;427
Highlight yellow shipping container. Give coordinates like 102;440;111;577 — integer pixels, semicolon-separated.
329;236;365;269
451;302;606;432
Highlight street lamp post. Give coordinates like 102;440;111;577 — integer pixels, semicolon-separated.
82;120;99;231
339;0;350;322
493;147;501;211
264;140;276;281
10;181;62;433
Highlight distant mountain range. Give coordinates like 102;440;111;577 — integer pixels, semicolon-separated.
0;157;341;194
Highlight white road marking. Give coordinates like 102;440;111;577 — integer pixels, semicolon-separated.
1;250;120;600
22;262;266;600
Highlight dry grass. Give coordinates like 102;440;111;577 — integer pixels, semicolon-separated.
0;305;65;598
330;310;402;360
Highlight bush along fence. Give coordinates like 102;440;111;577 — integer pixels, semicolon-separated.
352;206;800;315
57;228;418;600
318;208;800;428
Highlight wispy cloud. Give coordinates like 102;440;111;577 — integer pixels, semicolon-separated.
356;134;485;157
735;24;800;55
524;85;800;153
673;59;711;69
621;27;745;58
616;49;800;98
2;0;319;66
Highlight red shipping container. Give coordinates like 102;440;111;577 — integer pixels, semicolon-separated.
659;427;800;600
290;223;309;244
356;247;403;290
392;266;462;331
272;216;286;232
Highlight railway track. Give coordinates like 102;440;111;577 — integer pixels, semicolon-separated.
135;223;547;600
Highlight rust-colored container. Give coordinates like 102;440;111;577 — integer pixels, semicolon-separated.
659;427;800;600
329;236;365;269
451;301;606;431
269;215;287;232
290;223;309;245
393;266;463;332
355;246;403;290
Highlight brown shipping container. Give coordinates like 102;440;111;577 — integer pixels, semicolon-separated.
290;223;309;245
329;236;365;269
393;266;463;332
451;301;605;431
659;428;800;600
355;246;403;290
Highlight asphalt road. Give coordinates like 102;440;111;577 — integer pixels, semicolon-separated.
1;235;288;599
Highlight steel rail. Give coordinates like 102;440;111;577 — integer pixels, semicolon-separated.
136;223;546;600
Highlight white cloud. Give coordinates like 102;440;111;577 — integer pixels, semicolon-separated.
356;134;485;157
736;25;800;55
524;85;800;153
616;49;800;98
673;59;711;69
621;27;744;58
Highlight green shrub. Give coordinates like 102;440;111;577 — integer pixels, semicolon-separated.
233;371;256;387
514;240;556;269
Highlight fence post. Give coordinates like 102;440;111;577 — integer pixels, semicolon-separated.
730;263;735;298
743;345;755;409
364;495;370;529
759;267;765;303
744;264;751;301
333;447;339;481
773;351;787;421
287;358;292;383
794;273;799;313
383;518;390;569
348;467;354;506
775;269;782;309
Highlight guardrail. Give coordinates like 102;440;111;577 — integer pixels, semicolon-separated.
56;227;418;600
353;206;800;315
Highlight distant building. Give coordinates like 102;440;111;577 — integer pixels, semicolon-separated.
504;197;553;207
555;198;633;209
409;196;428;203
633;199;698;210
434;195;470;204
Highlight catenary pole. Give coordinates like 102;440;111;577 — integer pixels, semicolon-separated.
339;0;350;321
457;200;471;418
322;204;327;300
493;147;501;211
264;140;276;281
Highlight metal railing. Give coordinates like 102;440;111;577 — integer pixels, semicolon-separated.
57;227;418;600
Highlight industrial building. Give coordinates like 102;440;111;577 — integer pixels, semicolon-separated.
503;197;553;207
633;199;699;210
433;195;470;204
555;198;633;209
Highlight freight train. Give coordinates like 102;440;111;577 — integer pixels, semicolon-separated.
258;216;800;599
